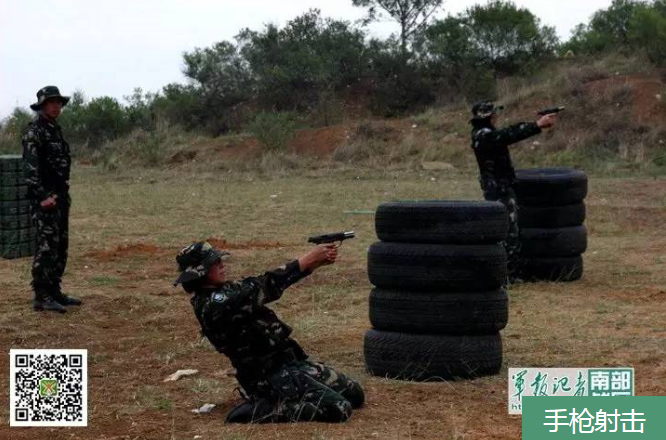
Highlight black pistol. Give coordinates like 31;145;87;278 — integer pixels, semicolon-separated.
537;106;565;116
308;231;355;245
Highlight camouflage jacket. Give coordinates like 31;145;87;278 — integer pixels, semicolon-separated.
22;116;72;203
190;260;312;376
471;121;541;189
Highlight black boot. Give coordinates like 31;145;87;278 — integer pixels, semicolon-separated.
52;289;82;306
225;398;276;424
33;290;67;314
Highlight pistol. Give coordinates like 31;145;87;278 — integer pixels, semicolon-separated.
308;231;355;245
537;106;565;116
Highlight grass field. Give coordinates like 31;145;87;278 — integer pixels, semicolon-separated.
0;166;664;440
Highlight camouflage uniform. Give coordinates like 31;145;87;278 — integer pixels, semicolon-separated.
470;102;541;277
22;115;72;300
178;243;364;423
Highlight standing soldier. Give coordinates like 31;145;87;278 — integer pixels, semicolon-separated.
22;86;82;313
174;241;364;423
470;101;557;281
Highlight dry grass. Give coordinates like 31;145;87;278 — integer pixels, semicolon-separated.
0;166;664;440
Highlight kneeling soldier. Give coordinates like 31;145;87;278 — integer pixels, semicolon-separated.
174;241;364;423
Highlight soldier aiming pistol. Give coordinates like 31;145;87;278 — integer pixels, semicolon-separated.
469;101;558;282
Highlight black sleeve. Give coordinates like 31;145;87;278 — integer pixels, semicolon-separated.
22;126;50;201
481;122;542;148
200;261;312;324
252;260;312;304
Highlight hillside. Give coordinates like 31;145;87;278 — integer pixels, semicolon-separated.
95;58;666;176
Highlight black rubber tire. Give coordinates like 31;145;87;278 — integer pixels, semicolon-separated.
515;168;588;206
375;201;508;244
520;226;587;258
518;255;584;282
518;203;586;228
368;242;507;292
364;330;502;381
369;288;508;335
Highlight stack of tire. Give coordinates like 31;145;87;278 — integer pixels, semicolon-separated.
364;201;509;381
0;155;36;259
515;168;588;282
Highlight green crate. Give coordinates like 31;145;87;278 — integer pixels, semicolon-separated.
0;155;24;172
0;201;31;216
2;241;35;259
0;185;28;201
0;171;25;187
0;228;36;244
0;214;32;230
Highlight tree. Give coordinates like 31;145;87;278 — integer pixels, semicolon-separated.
463;0;559;75
629;5;666;65
183;41;254;109
352;0;443;55
79;97;129;148
124;88;156;131
415;17;495;100
563;0;644;55
151;83;206;130
237;9;367;113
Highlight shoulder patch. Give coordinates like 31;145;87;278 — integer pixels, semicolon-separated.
212;292;228;303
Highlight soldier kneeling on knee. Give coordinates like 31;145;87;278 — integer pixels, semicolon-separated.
174;241;364;423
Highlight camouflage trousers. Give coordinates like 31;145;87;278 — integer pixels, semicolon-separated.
240;360;364;423
481;181;521;279
30;202;69;295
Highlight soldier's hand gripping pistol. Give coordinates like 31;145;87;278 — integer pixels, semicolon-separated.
308;231;355;247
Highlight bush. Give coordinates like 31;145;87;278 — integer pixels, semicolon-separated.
0;108;32;154
249;112;297;151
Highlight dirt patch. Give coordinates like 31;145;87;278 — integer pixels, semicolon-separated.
290;125;350;156
168;150;197;164
206;237;298;250
586;75;666;124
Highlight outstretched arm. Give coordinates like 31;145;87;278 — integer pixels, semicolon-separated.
199;245;339;330
478;114;556;148
213;243;338;315
485;122;541;147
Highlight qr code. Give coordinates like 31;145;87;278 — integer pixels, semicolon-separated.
10;349;87;427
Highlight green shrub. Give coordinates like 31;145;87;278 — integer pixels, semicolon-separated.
249;112;297;151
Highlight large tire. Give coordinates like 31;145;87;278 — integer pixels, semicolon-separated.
518;256;583;282
515;168;588;206
368;242;507;292
375;201;508;244
520;226;588;258
364;330;502;381
518;203;586;228
369;288;508;335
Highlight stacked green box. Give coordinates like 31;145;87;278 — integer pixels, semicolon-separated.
0;155;36;259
